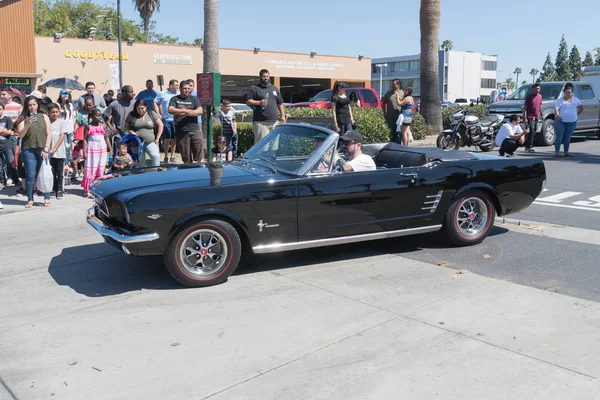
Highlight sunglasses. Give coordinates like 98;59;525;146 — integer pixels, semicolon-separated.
342;141;358;146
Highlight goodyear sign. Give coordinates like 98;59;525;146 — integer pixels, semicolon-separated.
65;50;129;61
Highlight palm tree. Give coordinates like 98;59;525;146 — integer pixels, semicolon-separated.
203;0;219;73
505;78;514;90
513;67;522;88
133;0;161;42
440;39;453;52
420;0;442;135
530;68;539;83
521;80;527;86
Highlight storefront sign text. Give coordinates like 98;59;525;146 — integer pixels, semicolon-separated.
64;50;129;61
265;60;344;72
1;78;30;85
153;53;193;65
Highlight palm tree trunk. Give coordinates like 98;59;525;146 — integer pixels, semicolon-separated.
419;0;442;135
203;0;219;73
143;18;149;42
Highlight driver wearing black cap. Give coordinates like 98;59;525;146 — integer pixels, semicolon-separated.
339;130;376;172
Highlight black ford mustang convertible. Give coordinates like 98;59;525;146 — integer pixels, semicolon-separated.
87;124;546;287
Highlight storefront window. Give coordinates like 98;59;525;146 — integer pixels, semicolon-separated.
280;78;330;103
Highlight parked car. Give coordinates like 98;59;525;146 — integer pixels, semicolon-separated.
288;88;382;108
454;98;478;106
485;81;600;145
87;124;546;288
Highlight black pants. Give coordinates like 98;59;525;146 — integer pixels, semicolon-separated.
525;119;538;149
387;119;400;144
0;146;19;185
50;158;64;194
499;139;519;156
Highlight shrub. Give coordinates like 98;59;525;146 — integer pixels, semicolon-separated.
213;122;254;154
442;104;487;129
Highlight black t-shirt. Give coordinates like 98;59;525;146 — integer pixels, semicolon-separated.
245;83;283;122
169;95;201;132
0;116;14;149
212;146;232;161
332;94;351;125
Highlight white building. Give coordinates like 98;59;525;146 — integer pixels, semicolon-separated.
371;50;498;103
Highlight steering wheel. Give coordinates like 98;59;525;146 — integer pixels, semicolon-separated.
335;158;347;173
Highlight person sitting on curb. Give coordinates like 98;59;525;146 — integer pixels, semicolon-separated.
495;114;529;157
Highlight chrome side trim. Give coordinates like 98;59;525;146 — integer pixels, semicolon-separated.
87;212;160;244
252;225;442;254
421;190;443;213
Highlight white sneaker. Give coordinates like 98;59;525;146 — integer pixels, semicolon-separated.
6;179;13;185
0;200;4;209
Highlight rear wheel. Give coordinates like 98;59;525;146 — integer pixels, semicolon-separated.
536;118;555;146
164;218;242;287
478;141;495;152
444;191;495;246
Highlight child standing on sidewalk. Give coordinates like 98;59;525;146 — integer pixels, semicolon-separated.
48;104;68;199
217;100;237;158
82;109;111;198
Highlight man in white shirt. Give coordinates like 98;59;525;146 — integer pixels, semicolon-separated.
340;130;376;171
495;114;529;157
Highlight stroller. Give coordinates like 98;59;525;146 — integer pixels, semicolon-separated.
109;132;144;170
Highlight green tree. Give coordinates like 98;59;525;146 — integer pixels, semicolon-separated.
595;48;600;66
540;53;556;81
513;67;522;87
440;40;453;51
583;51;594;67
132;0;160;42
419;0;443;135
529;68;539;83
554;35;571;81
521;80;527;86
568;45;583;80
505;78;514;90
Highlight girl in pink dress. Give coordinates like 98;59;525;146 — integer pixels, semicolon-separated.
82;109;111;197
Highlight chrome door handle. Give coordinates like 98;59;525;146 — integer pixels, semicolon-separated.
400;172;418;178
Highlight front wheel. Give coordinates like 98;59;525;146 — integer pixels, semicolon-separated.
478;141;495;152
439;132;461;150
164;218;242;287
444;191;495;246
536;118;555;146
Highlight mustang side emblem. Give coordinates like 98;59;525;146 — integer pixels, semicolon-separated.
148;214;163;220
257;220;279;232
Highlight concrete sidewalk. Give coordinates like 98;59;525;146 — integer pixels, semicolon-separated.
2;195;599;399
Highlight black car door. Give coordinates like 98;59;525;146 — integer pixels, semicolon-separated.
297;167;429;241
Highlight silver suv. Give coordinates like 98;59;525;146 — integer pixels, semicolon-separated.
485;82;600;146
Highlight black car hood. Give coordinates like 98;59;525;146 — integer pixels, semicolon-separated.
91;162;274;198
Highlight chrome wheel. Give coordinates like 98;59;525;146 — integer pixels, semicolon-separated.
545;122;555;142
456;197;488;238
441;134;459;150
179;229;229;277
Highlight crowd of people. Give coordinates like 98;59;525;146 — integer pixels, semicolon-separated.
0;75;243;209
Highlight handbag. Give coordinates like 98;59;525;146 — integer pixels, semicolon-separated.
36;158;54;193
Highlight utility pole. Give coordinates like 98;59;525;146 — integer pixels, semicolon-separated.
375;63;388;98
117;0;123;88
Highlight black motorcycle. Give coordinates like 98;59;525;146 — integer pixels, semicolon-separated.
437;109;504;152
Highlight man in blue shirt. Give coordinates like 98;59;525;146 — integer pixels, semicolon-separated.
136;79;158;105
155;79;179;164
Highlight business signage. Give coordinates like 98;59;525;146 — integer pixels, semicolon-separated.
197;73;221;106
153;53;193;65
264;59;345;72
0;77;32;93
64;50;129;61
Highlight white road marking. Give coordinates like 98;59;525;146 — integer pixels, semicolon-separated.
497;218;600;246
573;195;600;208
536;191;582;203
532;201;600;213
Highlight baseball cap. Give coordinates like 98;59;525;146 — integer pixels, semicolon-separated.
30;90;43;99
339;130;363;143
60;89;69;96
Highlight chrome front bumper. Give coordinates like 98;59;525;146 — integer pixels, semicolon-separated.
87;208;159;244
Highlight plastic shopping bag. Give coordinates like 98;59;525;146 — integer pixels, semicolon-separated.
395;113;404;133
36;158;54;194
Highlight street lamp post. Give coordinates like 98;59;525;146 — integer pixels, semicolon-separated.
117;0;123;88
375;63;388;98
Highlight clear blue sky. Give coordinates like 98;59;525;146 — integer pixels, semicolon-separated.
107;0;598;84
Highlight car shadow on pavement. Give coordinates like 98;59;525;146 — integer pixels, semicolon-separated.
48;243;180;297
237;226;509;276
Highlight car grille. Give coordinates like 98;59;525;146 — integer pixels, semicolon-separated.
93;195;109;218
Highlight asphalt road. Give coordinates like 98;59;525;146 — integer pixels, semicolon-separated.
392;136;600;301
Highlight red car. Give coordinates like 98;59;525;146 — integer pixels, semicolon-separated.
289;87;382;109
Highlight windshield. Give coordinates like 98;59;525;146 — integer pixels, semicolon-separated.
243;124;334;174
455;98;467;103
310;90;333;102
507;84;564;101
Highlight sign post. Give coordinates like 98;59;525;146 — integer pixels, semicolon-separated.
197;73;221;163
